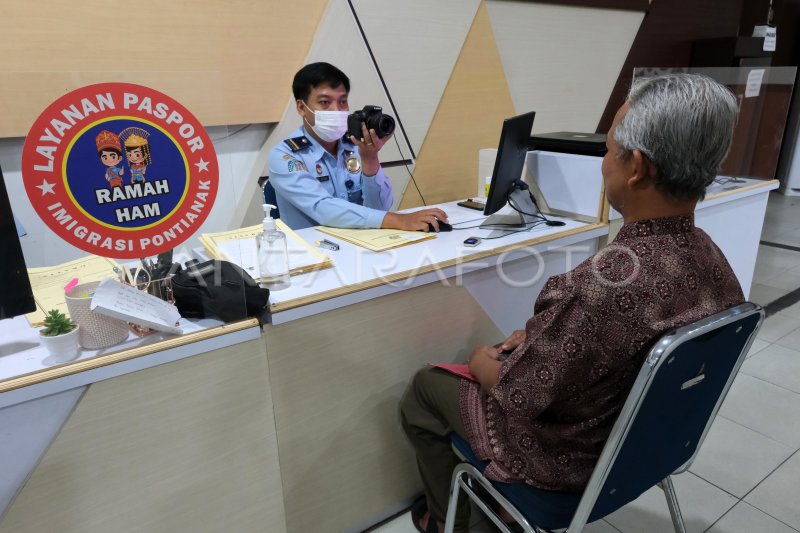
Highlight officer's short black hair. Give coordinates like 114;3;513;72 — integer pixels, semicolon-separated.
292;62;350;102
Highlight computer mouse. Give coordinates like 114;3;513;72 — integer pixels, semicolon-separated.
426;221;453;232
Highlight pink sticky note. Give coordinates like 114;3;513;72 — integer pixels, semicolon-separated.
432;363;478;382
64;277;79;293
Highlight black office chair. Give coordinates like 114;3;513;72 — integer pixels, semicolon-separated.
444;302;764;533
259;176;280;219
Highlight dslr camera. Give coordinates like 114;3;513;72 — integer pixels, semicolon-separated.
347;105;396;140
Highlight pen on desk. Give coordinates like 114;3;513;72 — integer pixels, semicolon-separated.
315;239;340;251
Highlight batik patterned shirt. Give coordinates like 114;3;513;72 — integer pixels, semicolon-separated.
459;215;744;492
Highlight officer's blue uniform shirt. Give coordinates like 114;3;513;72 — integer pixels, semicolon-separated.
267;126;394;230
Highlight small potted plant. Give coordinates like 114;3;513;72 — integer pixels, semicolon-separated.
39;309;80;362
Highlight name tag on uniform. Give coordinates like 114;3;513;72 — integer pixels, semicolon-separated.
317;175;330;182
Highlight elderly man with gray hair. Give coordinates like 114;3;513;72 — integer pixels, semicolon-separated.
401;73;745;533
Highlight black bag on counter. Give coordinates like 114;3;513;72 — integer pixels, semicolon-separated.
171;260;269;323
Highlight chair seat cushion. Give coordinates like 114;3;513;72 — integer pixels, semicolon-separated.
451;433;594;530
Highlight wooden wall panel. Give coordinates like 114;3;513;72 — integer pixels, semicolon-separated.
398;3;516;208
597;0;744;133
0;0;328;137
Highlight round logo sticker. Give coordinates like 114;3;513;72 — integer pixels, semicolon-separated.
22;82;218;259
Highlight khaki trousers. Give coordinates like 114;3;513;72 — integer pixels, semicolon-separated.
400;366;471;530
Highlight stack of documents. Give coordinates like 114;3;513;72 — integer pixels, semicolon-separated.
315;227;434;252
26;255;119;327
200;222;332;280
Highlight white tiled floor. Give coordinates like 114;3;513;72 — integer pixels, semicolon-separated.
370;192;800;533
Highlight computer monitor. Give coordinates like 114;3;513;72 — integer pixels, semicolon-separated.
481;111;538;229
0;164;36;320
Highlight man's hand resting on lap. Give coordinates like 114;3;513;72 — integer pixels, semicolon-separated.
468;345;502;391
498;329;526;353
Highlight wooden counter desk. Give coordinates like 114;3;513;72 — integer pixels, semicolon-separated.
264;202;608;533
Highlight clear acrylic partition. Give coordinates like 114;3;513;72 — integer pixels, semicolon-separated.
0;70;262;382
632;67;797;182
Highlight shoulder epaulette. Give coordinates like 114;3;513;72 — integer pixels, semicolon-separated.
283;136;311;152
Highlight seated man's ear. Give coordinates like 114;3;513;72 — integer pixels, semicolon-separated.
627;149;655;189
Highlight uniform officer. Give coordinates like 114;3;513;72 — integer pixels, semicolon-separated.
267;62;447;231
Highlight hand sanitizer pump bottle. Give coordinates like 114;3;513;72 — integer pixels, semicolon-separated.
257;204;290;290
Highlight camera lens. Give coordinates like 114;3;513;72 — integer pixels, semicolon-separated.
373;114;395;137
347;106;396;140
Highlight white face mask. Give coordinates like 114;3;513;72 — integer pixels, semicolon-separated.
303;102;349;143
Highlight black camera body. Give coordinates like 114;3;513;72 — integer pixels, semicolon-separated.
347;105;396;140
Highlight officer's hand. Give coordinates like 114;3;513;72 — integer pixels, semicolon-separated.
350;122;392;157
381;208;449;232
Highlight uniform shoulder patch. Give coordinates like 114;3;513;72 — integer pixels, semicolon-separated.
283;136;311;152
281;153;308;172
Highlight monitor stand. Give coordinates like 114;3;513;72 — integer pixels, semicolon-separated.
480;186;540;229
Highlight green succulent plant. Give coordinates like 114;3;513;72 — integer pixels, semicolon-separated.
41;309;76;337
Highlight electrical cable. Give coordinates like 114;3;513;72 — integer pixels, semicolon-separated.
713;176;745;185
393;135;428;206
479;220;550;240
507;190;566;227
449;188;564;238
346;0;416;159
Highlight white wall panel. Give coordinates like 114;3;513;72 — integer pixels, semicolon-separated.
351;0;481;154
486;1;643;134
205;124;273;233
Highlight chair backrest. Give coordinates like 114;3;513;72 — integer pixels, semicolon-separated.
570;302;763;529
262;178;280;219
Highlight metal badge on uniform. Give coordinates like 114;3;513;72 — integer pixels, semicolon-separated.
315;163;323;175
317;175;330;182
345;156;361;174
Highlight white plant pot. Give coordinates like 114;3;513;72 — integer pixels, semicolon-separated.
40;325;81;363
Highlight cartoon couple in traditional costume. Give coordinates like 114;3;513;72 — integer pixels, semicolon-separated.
95;127;152;187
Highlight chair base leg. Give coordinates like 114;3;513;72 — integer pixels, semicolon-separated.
445;465;540;533
660;476;687;533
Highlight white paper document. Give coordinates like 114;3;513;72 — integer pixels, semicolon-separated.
217;236;324;280
91;278;182;334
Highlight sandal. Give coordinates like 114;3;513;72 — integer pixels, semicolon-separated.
410;495;439;533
